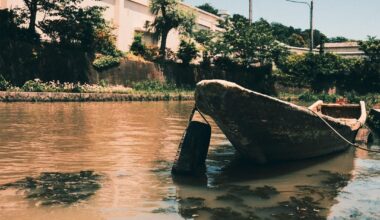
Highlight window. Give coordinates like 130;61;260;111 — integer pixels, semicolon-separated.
195;24;211;31
134;30;158;46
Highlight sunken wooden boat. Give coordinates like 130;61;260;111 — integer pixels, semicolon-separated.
195;80;367;163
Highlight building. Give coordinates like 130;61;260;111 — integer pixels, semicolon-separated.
0;0;222;52
277;42;318;55
317;42;365;58
286;45;318;55
281;41;365;58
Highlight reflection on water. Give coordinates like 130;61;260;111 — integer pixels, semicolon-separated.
0;102;378;220
328;143;380;220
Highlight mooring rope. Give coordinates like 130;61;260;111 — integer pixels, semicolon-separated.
186;106;210;125
309;109;380;153
196;107;210;125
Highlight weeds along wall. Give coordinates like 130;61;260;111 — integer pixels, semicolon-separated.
0;39;274;95
92;60;275;95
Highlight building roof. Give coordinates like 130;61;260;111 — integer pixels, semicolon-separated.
317;42;359;48
129;0;222;20
180;1;223;20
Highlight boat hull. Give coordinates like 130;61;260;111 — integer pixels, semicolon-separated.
195;80;362;163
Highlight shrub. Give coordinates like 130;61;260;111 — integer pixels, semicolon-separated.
94;23;122;57
278;53;355;92
144;46;160;60
343;91;361;103
214;56;237;70
177;40;198;65
71;83;85;93
22;79;46;92
99;79;109;87
22;79;84;93
131;80;182;92
298;91;339;103
318;93;339;103
92;55;120;71
358;37;380;92
358;94;380;108
277;41;380;94
20;79;132;94
298;91;318;103
165;48;178;62
130;34;147;57
0;74;10;91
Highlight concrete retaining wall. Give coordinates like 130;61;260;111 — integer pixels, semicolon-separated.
89;59;165;85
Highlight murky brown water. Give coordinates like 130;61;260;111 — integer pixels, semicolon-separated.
0;102;379;220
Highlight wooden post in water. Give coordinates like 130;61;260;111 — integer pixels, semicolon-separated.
172;109;211;176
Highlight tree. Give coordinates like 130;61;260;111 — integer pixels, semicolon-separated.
20;0;45;33
130;34;147;56
15;0;117;55
271;22;304;46
0;9;25;40
287;33;306;47
220;16;286;66
328;36;349;43
196;3;218;16
149;0;195;59
16;0;56;41
94;21;121;57
278;53;353;91
39;1;108;53
301;29;327;49
270;22;331;49
358;36;380;91
360;36;380;62
177;39;198;65
193;29;217;65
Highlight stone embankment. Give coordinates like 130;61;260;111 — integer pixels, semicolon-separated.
0;91;194;102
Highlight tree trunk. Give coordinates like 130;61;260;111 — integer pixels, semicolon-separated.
160;29;169;59
28;1;37;34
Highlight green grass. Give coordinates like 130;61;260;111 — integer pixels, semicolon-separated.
131;80;192;93
278;90;380;109
0;79;195;101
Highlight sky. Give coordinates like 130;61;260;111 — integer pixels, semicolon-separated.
185;0;380;40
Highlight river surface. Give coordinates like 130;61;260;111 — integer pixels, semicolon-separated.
0;102;379;220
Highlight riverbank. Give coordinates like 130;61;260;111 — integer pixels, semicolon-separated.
278;91;380;109
0;91;194;102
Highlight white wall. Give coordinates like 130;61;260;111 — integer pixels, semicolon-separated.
0;0;7;9
1;0;222;52
122;0;155;51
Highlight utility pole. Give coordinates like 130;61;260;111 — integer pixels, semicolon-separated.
249;0;252;23
286;0;314;52
310;0;314;52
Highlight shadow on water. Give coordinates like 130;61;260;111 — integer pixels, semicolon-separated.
166;144;356;219
173;170;352;220
0;171;102;206
173;143;354;186
213;149;354;184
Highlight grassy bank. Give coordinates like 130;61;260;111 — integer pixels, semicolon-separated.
278;90;380;109
0;79;194;102
0;91;194;102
